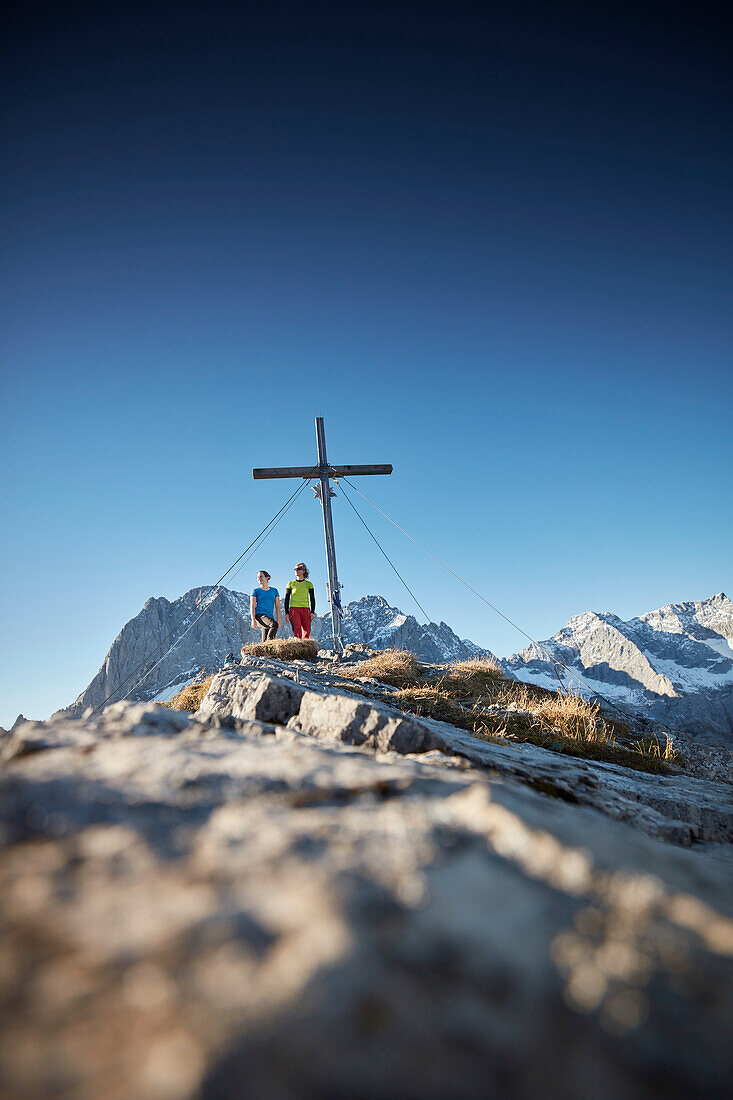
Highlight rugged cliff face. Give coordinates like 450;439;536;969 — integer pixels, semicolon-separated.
57;587;254;718
504;593;733;743
58;590;492;718
3;653;733;1100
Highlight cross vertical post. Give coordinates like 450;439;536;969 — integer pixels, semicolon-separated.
252;416;392;653
315;417;344;651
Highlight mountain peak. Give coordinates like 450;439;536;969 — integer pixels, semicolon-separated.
351;594;394;610
59;589;493;718
505;592;733;743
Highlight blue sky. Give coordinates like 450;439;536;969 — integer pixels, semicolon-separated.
1;2;731;726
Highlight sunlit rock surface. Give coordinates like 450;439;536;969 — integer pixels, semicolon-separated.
3;660;733;1100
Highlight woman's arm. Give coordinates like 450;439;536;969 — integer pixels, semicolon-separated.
284;587;291;617
250;595;257;629
275;595;281;626
309;585;316;613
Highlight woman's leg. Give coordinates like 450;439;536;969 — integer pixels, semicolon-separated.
290;607;312;638
255;613;278;642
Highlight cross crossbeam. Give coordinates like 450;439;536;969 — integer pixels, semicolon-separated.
253;464;392;480
252;417;392;651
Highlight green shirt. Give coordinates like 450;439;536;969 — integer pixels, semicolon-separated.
286;578;314;608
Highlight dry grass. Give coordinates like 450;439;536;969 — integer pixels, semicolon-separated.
632;734;680;763
498;684;619;744
340;648;422;687
241;638;318;661
158;675;214;712
434;657;505;698
391;664;680;775
392;686;484;731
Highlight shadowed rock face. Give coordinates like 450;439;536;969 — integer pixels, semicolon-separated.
2;662;733;1100
504;593;733;744
57;591;493;718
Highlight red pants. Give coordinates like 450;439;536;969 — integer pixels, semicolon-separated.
289;607;312;638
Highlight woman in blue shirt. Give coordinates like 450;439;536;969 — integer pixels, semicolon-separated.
250;570;281;641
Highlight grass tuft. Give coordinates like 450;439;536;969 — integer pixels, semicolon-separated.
391;664;680;775
392;686;481;730
435;657;505;698
158;675;215;713
499;684;620;744
340;649;422;687
241;638;318;661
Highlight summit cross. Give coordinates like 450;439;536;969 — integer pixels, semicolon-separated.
252;416;392;652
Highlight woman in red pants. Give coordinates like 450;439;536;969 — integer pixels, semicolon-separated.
285;562;316;638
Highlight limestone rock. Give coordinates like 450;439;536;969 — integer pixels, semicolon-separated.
196;668;307;726
1;700;733;1100
291;688;441;753
198;664;733;851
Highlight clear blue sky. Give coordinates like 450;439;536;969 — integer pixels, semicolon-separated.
1;2;731;726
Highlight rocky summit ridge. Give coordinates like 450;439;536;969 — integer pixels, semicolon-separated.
505;592;733;744
2;649;733;1100
53;589;733;746
58;590;494;719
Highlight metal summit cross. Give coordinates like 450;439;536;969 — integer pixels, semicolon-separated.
252;416;392;653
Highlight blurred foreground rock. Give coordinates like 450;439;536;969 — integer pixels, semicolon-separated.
2;665;733;1100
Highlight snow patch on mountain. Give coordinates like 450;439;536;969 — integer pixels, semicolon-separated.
504;593;733;743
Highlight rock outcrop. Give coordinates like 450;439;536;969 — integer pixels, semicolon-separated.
3;656;733;1100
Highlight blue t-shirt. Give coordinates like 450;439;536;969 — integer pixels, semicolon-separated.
252;586;279;618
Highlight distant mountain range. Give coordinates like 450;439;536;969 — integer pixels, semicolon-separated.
504;593;733;744
57;591;493;718
56;588;733;744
